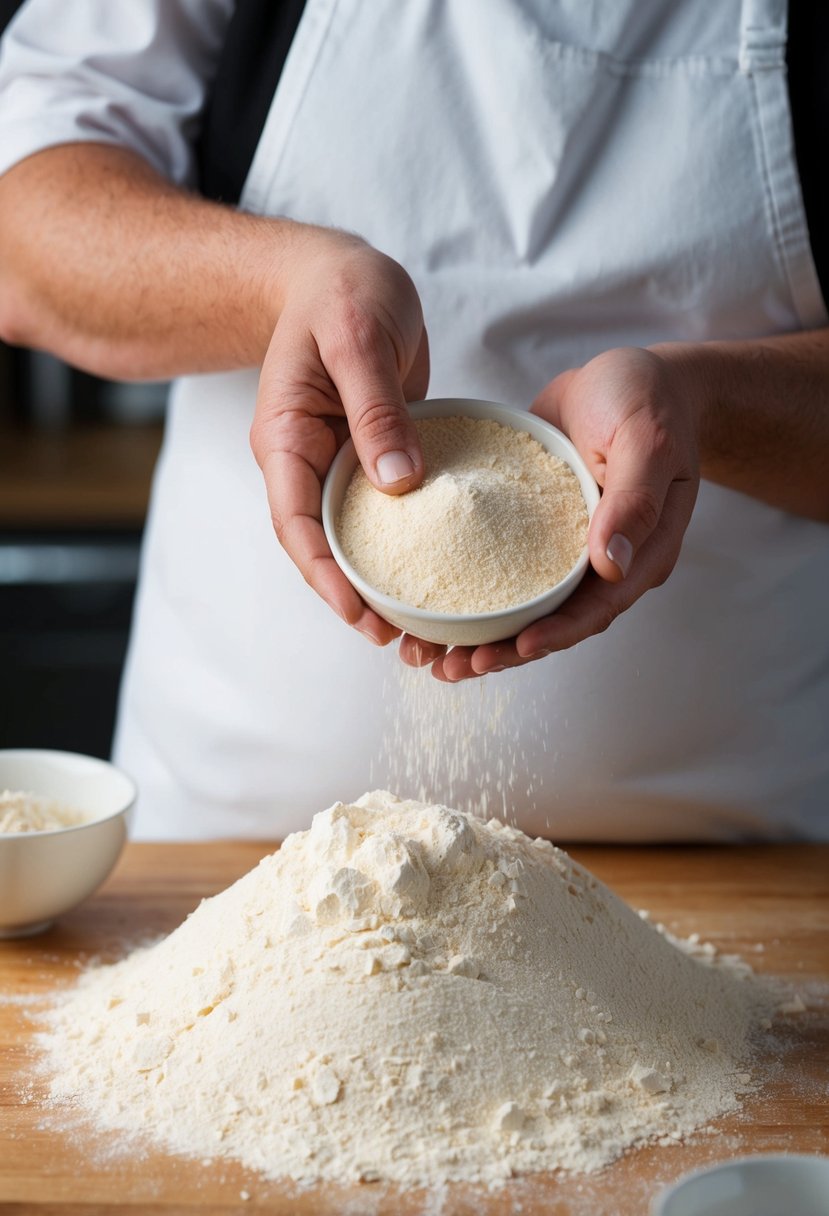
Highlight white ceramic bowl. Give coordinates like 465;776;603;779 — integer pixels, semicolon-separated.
322;398;600;647
651;1155;829;1216
0;749;136;938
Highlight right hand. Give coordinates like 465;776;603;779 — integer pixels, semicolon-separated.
250;227;430;645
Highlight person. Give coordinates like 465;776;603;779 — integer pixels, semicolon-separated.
0;0;827;841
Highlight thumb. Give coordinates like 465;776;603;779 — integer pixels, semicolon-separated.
334;327;426;496
589;418;678;583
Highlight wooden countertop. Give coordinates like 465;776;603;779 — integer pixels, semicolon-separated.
1;842;827;1214
0;421;163;530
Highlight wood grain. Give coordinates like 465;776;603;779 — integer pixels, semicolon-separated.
1;842;827;1215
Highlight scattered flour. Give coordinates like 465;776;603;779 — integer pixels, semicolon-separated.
0;789;89;833
39;792;773;1187
337;416;588;614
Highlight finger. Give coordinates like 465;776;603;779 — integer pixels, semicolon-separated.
399;634;445;667
469;639;532;675
470;639;517;670
436;641;537;680
435;645;517;682
260;445;399;645
430;655;457;683
516;571;623;656
402;327;430;403
516;478;695;655
437;647;478;682
589;414;693;583
323;318;425;495
430;656;481;685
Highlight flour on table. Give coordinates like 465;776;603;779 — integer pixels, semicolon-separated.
40;792;773;1186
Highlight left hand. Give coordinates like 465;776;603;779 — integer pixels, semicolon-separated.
399;346;701;680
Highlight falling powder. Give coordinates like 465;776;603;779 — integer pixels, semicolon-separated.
371;663;548;822
39;792;774;1187
337;416;588;614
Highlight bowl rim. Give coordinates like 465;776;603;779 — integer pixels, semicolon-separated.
0;748;136;839
651;1152;829;1215
322;398;600;628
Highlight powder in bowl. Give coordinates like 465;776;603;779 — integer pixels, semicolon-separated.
0;789;90;834
336;416;589;615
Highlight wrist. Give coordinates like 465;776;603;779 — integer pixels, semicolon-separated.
265;223;424;376
647;339;723;474
273;221;367;299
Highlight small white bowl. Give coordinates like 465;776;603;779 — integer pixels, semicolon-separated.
652;1155;829;1216
0;749;136;938
322;398;600;647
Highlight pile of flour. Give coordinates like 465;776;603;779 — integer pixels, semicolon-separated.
0;789;88;833
41;793;771;1186
337;417;588;613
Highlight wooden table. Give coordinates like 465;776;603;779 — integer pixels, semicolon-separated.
0;420;163;530
1;843;827;1215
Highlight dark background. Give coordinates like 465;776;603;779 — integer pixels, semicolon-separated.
0;343;166;760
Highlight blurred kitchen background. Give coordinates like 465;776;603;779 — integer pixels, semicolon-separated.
0;339;166;758
0;4;168;761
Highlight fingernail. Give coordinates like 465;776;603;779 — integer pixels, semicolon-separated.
606;533;633;578
376;450;415;485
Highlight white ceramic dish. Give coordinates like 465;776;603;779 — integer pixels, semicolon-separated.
0;749;136;938
651;1155;829;1216
322;398;600;647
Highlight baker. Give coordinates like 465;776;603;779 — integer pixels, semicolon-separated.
0;1;827;841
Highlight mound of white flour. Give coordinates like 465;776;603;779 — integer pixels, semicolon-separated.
42;793;770;1186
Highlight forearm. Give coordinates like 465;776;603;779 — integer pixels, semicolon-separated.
0;143;325;380
655;329;829;522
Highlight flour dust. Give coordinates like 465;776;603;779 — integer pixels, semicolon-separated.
371;661;550;823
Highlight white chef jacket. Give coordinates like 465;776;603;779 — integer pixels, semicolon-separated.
1;0;827;842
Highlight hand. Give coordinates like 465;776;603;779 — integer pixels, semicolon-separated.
400;346;701;680
250;228;430;645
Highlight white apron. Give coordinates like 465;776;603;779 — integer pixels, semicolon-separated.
114;0;829;841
